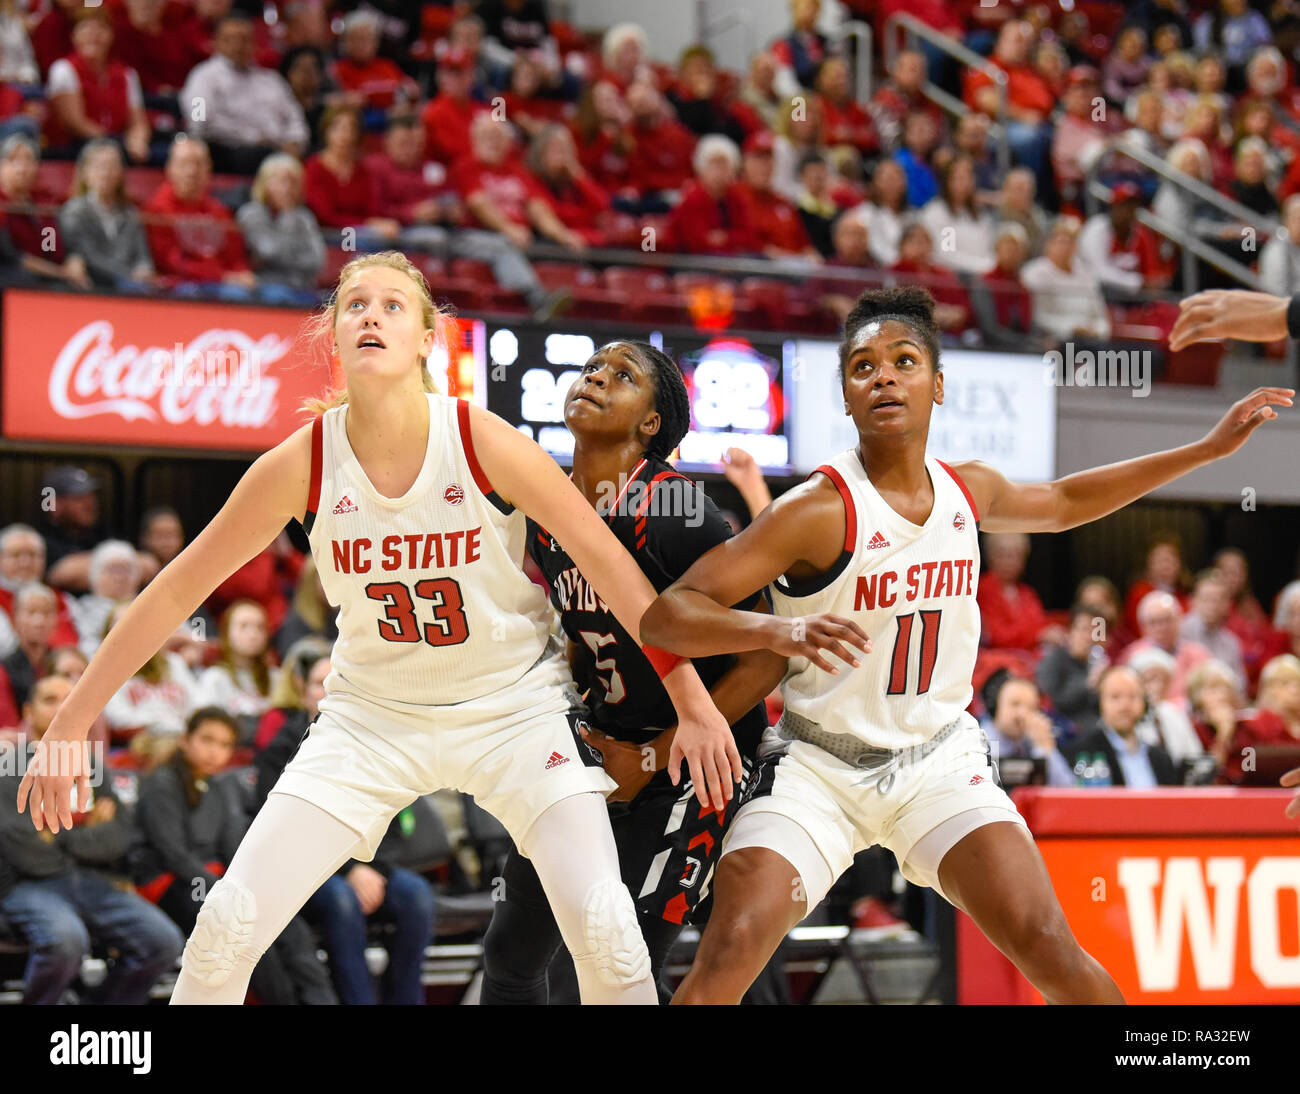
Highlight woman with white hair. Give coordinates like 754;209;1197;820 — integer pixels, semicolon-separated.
599;23;653;90
74;540;141;658
665;133;758;254
1152;137;1243;265
1270;579;1300;661
1127;645;1203;764
236;152;326;306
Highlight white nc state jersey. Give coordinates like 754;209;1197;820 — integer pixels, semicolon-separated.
304;393;552;705
771;449;981;750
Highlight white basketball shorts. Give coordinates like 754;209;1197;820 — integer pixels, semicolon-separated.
720;713;1027;908
268;648;616;860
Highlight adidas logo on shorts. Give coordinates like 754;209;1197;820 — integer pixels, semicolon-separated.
332;494;359;515
545;751;569;770
866;530;890;549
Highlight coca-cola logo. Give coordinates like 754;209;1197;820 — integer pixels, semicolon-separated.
47;320;294;429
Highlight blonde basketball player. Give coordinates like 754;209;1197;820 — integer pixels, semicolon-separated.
16;251;789;1006
643;285;1292;1004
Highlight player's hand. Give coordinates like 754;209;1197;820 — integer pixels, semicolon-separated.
579;724;656;803
1200;387;1293;459
16;723;92;834
1169;290;1290;350
346;863;386;915
765;613;871;674
668;699;742;812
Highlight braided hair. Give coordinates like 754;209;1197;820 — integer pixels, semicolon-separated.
599;340;691;460
838;285;942;384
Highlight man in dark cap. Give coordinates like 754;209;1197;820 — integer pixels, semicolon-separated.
36;466;107;594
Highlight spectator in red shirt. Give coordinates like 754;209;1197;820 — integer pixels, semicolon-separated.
977;532;1053;651
814;56;878;161
971;222;1039;351
1188;658;1289;783
370;114;570;319
44;10;153;163
501;54;571;141
110;0;205;95
1124;534;1192;638
303;103;402;247
527;124;611;245
142;135;259;300
665;134;758;255
596;22;656;92
0;134;90;289
624;79;697;211
572;79;634;196
333;9;418;118
1076;183;1174;299
420;47;487;166
734;129;817;260
0;583;58;729
889;222;973;336
870;48;945;152
666;43;747;145
1256;654;1300;747
0;525;79;655
1215;547;1275;686
965;20;1056;207
30;0;78;77
453;112;586;254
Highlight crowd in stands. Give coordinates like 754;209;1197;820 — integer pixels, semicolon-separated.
0;0;1295;349
974;531;1300;792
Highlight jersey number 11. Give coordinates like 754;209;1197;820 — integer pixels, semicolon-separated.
885;610;941;696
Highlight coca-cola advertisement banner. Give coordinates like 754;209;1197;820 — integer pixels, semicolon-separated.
1;291;486;452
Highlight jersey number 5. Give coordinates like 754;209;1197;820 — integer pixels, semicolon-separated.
885;610;941;695
578;630;627;704
366;579;470;646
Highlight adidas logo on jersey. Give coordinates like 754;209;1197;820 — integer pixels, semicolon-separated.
332;494;358;515
969;774;985;785
545;751;569;770
865;531;890;550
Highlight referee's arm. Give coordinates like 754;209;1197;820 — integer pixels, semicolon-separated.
1169;289;1297;349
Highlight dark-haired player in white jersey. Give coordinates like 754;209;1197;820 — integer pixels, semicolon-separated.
481;340;785;1003
643;285;1293;1004
16;251;822;1006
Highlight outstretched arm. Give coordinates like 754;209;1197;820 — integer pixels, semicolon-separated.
640;475;872;669
1169;290;1292;350
954;387;1293;534
19;424;314;832
467;403;740;808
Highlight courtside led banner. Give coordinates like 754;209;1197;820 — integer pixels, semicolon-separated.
957;789;1300;1003
1;290;485;451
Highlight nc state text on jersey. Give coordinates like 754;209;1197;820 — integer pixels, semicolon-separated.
330;529;483;573
854;559;975;610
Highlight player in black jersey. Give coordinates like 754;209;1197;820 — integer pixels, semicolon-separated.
481;340;788;1004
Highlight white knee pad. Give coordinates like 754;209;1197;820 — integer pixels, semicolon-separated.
181;877;258;988
579;878;651;987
